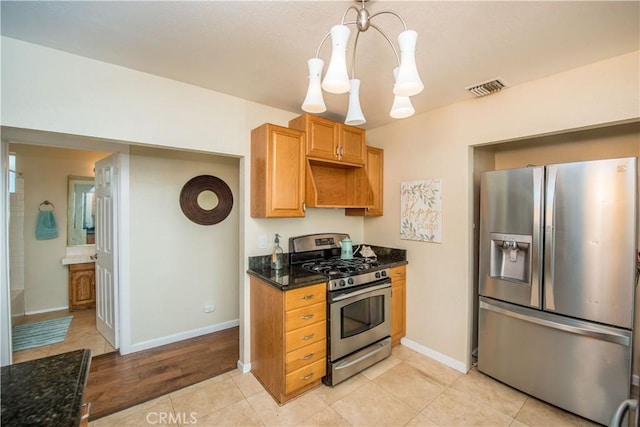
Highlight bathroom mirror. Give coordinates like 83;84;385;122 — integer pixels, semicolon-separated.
67;175;96;246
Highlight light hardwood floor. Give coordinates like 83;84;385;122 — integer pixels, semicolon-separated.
12;308;115;364
90;344;606;427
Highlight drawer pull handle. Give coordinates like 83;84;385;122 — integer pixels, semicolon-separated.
300;295;315;300
300;373;315;381
81;402;91;420
301;353;315;360
301;333;315;341
300;314;314;321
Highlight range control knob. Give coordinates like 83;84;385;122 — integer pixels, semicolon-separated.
381;270;387;277
339;279;346;287
348;278;354;285
375;271;381;279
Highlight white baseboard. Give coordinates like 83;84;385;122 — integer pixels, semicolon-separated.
126;319;240;354
399;337;640;388
400;337;468;374
25;305;69;316
237;359;251;374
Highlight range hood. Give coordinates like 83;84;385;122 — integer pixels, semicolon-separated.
305;159;374;208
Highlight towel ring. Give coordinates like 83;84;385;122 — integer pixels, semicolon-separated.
179;175;233;225
39;200;55;211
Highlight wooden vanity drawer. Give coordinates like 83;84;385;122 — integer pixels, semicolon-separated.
285;359;326;394
285;302;326;332
285;283;326;311
285;322;326;353
285;340;326;373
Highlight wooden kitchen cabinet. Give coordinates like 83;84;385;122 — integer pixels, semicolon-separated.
251;123;306;218
288;114;366;166
346;146;384;216
390;265;406;346
68;262;95;311
250;278;326;403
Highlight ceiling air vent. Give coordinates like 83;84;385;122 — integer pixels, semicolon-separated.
466;78;507;97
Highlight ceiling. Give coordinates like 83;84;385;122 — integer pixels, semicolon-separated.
1;1;639;130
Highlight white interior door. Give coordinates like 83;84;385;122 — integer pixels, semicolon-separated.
95;154;118;349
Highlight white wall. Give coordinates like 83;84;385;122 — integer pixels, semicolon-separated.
128;146;241;345
366;51;640;371
0;37;365;362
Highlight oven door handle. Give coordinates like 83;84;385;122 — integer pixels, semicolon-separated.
331;282;391;302
334;339;390;370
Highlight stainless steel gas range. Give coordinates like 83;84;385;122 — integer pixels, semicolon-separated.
289;233;392;386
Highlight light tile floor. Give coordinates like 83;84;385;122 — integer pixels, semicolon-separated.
12;308;115;364
90;345;605;427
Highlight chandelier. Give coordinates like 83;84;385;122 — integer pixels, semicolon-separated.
302;0;423;126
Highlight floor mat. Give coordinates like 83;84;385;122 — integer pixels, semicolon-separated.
12;316;73;352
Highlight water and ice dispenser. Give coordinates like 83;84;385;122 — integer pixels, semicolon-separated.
489;233;532;284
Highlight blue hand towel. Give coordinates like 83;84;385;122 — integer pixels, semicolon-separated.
35;210;59;240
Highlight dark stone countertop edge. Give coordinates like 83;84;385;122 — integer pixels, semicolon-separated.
247;245;408;291
1;349;92;427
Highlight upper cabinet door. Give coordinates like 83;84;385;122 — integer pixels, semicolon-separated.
289;114;337;162
308;116;340;161
289;114;365;166
338;125;366;165
251;123;306;218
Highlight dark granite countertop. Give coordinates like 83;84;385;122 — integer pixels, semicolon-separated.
1;349;92;427
248;244;407;290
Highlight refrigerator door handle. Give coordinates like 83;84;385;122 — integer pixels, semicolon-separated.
480;300;631;347
544;166;557;310
531;167;543;307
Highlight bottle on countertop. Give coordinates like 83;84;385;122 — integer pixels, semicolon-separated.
271;233;283;270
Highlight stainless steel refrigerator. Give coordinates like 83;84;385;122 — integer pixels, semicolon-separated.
478;157;637;425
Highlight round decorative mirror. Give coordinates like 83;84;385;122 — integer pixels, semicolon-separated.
196;190;219;210
179;175;233;225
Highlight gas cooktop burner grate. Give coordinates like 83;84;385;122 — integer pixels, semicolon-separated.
300;257;379;277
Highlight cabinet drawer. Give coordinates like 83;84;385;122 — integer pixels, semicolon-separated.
285;359;326;394
390;266;406;281
285;302;326;332
286;322;326;353
285;284;326;311
285;340;326;373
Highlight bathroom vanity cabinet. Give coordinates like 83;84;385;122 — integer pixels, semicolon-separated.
68;262;96;311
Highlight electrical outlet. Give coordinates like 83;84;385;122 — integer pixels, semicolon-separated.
258;234;268;249
203;304;215;313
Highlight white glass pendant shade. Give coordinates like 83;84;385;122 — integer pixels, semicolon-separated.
345;79;366;125
390;67;415;118
394;30;424;96
390;96;415;119
302;58;327;113
322;25;351;94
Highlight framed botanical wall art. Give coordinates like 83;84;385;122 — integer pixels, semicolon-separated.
400;179;443;243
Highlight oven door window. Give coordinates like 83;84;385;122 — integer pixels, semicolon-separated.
341;294;385;339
